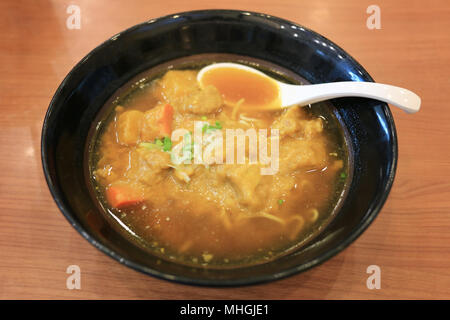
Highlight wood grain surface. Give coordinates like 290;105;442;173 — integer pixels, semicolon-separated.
1;0;449;299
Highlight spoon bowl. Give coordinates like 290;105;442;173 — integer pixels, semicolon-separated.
198;62;421;113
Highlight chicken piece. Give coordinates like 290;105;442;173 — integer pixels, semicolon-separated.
140;148;171;169
218;164;262;208
115;110;144;146
300;118;323;139
125;147;171;185
278;138;328;174
157;70;199;109
272;106;323;139
140;104;164;142
173;164;196;183
94;164;118;185
159;70;199;98
185;85;223;114
157;70;222;114
271;106;303;137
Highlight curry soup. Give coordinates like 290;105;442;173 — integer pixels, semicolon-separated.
89;63;349;268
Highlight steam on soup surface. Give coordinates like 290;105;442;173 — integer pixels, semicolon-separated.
90;65;349;267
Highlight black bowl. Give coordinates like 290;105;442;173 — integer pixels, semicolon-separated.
41;9;397;286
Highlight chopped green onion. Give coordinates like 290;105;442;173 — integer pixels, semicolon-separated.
139;142;162;150
181;132;194;161
162;136;172;151
139;137;172;152
201;116;207;121
278;199;285;205
202;121;223;133
340;172;347;179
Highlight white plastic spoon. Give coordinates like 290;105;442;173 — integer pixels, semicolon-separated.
197;62;421;113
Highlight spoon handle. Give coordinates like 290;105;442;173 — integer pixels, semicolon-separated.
280;82;421;113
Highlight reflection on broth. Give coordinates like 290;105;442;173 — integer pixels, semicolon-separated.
89;61;349;268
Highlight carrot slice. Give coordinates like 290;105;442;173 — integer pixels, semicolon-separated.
106;185;144;209
158;104;174;136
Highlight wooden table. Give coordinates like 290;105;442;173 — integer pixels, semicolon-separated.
1;0;449;299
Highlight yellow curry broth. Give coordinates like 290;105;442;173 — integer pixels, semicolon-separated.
92;68;346;266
